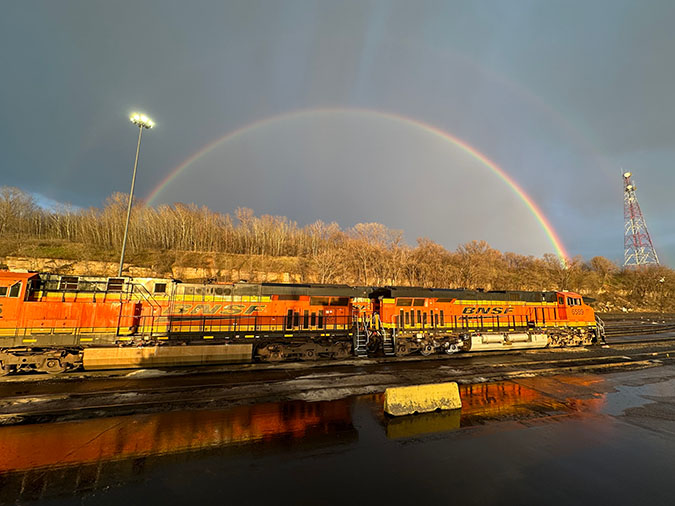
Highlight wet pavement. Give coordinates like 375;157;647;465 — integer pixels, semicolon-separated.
2;366;675;505
4;337;675;425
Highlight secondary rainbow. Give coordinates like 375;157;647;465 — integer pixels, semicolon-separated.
145;108;569;263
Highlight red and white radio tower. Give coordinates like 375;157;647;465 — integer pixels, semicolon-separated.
623;171;659;266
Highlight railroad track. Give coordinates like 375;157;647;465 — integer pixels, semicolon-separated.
608;336;675;347
601;313;675;338
605;323;675;337
2;343;674;426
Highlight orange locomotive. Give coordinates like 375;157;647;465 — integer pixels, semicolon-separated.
372;286;601;356
0;271;603;375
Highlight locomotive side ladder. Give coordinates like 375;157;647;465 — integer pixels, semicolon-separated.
376;314;396;356
353;311;369;357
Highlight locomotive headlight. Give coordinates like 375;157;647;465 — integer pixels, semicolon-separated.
623;171;632;178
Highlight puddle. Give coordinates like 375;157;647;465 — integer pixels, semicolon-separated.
600;377;675;416
2;371;674;505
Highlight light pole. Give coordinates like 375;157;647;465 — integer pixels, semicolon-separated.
118;112;154;277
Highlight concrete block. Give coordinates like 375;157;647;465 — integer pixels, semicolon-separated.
384;382;462;416
83;344;252;370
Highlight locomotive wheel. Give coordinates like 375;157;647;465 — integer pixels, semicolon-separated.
40;358;66;374
0;362;12;376
444;344;459;354
396;343;411;356
420;344;434;356
256;345;286;362
333;344;351;359
267;350;285;362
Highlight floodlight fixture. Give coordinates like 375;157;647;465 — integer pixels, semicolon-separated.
130;112;154;129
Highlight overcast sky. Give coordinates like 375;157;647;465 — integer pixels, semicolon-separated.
2;1;674;264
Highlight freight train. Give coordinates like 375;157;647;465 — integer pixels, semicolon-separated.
0;271;603;375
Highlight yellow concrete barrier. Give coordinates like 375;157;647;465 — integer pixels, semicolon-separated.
384;382;462;416
83;344;252;370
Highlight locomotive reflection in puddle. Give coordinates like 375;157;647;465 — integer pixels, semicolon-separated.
0;399;357;502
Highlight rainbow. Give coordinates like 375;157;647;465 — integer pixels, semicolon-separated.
145;108;569;263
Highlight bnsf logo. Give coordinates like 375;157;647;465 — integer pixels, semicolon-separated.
462;307;514;315
174;304;267;315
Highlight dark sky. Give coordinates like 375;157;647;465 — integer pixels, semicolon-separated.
2;1;675;264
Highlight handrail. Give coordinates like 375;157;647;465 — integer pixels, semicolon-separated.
595;315;606;343
115;282;163;337
131;282;161;310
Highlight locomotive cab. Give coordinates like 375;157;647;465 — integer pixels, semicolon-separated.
0;272;37;328
556;291;593;324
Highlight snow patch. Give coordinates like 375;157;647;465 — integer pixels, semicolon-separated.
125;369;168;378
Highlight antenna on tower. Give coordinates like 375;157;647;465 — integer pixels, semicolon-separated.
623;171;659;267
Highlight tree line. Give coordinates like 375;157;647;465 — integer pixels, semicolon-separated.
1;186;673;311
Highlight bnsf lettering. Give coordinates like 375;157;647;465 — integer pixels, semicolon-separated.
180;304;268;315
462;307;513;315
190;304;222;315
220;304;246;315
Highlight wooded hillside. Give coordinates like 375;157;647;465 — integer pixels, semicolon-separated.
1;186;672;311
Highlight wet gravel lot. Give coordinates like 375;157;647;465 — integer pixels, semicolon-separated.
0;336;674;424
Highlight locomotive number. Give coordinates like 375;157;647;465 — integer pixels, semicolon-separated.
571;308;584;315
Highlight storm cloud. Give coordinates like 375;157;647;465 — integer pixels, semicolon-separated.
1;0;674;263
